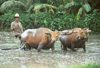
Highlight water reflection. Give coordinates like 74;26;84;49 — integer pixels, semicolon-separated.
0;32;100;68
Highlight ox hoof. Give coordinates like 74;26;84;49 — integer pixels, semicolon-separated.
72;49;76;52
83;51;86;53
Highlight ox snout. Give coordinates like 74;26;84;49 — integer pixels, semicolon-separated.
51;40;55;43
76;36;80;40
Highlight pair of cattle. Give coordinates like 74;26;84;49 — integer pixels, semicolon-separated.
20;28;91;53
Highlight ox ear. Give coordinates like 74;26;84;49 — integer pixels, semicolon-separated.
45;32;51;41
83;28;91;33
45;32;51;37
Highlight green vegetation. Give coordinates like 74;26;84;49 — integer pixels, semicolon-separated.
65;63;100;68
0;0;100;34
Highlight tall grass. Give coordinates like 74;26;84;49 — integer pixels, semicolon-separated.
65;63;100;68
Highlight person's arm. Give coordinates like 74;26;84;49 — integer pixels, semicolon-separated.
11;22;15;31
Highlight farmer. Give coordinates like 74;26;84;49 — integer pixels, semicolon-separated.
11;13;23;39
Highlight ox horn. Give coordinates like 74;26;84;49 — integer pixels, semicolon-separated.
45;32;51;36
87;29;91;33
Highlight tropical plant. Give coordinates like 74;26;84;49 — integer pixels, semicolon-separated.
45;0;69;6
34;4;57;14
65;0;91;21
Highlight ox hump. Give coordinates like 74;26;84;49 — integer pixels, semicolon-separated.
59;34;68;39
21;29;37;39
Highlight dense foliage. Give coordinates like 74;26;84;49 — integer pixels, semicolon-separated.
0;0;100;34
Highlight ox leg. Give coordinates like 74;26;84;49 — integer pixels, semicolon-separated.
20;42;31;51
71;43;76;52
20;42;26;50
51;44;55;53
83;44;86;52
24;43;31;50
61;42;67;54
62;45;67;54
37;43;44;52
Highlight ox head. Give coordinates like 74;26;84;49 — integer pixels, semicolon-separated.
59;28;91;41
45;31;59;43
74;28;91;40
83;28;91;41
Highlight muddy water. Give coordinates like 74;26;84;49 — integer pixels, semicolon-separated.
0;32;100;68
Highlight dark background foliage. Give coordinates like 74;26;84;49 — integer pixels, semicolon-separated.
0;0;100;34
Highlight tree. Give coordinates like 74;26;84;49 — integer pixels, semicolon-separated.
0;0;26;13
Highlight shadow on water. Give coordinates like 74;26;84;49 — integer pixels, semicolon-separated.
0;32;100;68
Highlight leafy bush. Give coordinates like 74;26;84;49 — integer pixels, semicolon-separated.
0;8;100;34
83;9;100;33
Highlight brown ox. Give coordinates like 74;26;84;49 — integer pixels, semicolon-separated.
59;28;91;53
20;28;59;53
